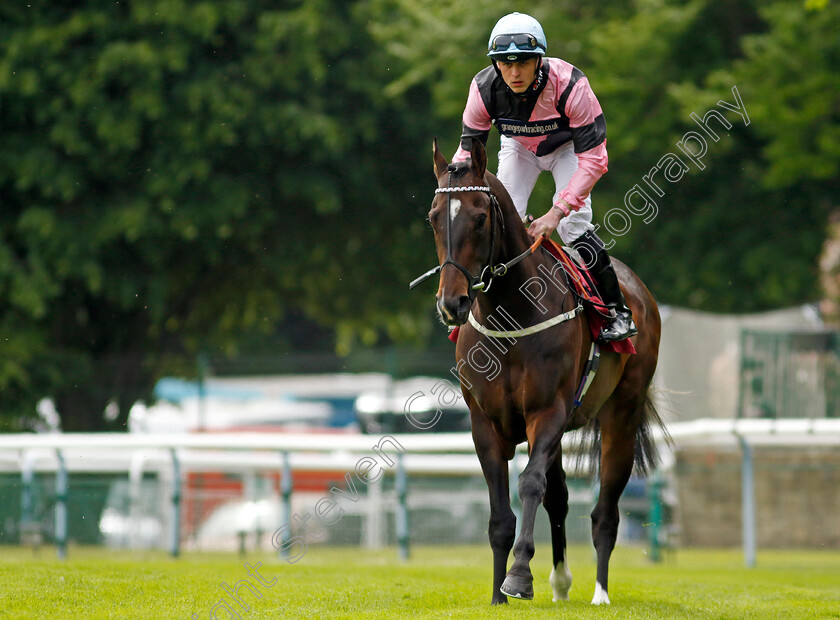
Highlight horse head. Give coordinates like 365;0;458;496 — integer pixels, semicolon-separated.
429;138;501;326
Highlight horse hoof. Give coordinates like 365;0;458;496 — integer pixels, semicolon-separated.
500;574;534;600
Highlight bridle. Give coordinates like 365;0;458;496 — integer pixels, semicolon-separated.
409;170;501;295
409;169;542;293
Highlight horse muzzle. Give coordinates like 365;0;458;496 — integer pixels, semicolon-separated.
436;294;472;326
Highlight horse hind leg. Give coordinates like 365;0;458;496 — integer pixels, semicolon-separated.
544;454;573;602
589;399;647;605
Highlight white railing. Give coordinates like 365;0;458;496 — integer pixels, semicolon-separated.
2;418;839;561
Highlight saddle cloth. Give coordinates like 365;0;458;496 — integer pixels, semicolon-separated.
449;237;636;355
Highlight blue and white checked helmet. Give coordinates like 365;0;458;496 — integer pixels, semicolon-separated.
487;12;547;61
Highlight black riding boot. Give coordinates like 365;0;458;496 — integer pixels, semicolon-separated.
571;230;638;344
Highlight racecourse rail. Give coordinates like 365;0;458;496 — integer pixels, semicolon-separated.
1;418;839;563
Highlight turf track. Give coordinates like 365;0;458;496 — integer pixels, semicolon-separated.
3;544;839;619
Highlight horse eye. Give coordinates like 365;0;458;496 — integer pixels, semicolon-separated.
475;214;487;230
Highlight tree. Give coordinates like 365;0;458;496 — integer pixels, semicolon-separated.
0;1;437;430
661;0;839;310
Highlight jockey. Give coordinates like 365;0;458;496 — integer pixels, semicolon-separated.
453;12;636;344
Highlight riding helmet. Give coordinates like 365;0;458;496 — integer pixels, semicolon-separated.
487;12;547;62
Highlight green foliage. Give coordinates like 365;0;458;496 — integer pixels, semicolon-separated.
650;0;838;310
0;1;436;429
712;0;840;188
0;0;837;429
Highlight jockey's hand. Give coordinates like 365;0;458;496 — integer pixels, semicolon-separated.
527;204;565;241
527;211;560;240
527;198;573;241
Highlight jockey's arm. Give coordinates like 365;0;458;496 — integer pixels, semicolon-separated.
453;79;492;162
553;76;608;215
529;76;608;239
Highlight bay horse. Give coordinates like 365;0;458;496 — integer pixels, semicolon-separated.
415;138;665;605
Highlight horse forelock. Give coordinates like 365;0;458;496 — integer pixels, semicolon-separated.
443;161;479;184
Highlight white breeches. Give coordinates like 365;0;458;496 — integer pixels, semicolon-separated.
496;136;594;245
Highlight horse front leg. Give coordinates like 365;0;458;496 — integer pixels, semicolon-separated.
501;406;568;601
471;409;516;605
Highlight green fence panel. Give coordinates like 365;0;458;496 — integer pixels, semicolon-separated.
739;329;840;419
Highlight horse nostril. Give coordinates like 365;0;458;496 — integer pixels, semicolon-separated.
437;295;471;325
436;297;450;321
437;297;456;322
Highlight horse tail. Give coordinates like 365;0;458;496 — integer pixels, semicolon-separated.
633;390;671;476
579;389;671;478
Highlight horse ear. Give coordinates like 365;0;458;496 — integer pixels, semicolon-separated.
433;138;449;178
470;137;487;178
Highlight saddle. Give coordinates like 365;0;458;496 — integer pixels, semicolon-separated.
539;237;636;355
449;237;636;356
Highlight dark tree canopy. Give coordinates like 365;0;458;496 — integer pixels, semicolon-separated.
1;0;837;430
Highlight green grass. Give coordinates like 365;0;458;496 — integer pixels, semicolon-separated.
2;544;839;619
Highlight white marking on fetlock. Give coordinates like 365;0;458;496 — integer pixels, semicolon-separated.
591;581;610;605
449;199;462;221
549;560;573;601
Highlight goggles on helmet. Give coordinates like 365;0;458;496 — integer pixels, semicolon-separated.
489;33;545;53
